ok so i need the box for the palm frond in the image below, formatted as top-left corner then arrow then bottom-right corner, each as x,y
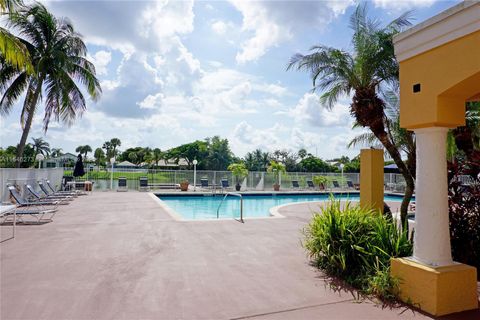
381,90 -> 400,120
319,82 -> 349,110
69,60 -> 101,100
0,71 -> 28,116
0,27 -> 31,71
386,10 -> 414,33
347,132 -> 378,148
288,46 -> 355,109
0,0 -> 23,13
43,69 -> 87,131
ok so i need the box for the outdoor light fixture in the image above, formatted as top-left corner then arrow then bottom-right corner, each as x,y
36,154 -> 45,169
110,157 -> 115,190
340,163 -> 345,188
193,159 -> 198,192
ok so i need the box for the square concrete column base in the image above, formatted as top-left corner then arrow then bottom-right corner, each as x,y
391,258 -> 478,316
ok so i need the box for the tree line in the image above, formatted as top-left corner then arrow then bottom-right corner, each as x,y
0,135 -> 361,173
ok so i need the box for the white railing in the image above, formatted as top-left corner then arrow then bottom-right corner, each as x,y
63,167 -> 369,191
0,168 -> 64,202
3,166 -> 473,197
217,192 -> 244,223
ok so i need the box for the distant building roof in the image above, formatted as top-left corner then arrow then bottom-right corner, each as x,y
157,158 -> 189,167
46,153 -> 77,162
116,160 -> 137,167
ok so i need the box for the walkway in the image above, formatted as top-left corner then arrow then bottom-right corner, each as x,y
1,192 -> 478,319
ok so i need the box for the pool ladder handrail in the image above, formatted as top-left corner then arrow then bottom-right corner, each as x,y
216,192 -> 244,223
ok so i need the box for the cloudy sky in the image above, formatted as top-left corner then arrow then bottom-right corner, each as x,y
0,0 -> 459,159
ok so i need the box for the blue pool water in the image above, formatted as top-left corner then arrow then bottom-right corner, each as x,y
158,193 -> 406,220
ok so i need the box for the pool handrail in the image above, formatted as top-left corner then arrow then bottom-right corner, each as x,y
216,192 -> 244,223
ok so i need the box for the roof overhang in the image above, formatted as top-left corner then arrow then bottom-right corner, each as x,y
393,1 -> 480,62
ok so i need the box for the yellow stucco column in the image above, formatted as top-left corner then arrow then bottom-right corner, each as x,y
391,2 -> 479,316
359,149 -> 384,213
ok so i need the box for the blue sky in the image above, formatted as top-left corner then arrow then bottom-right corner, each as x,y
0,0 -> 460,159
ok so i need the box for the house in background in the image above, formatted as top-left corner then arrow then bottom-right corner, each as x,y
44,153 -> 77,168
156,158 -> 189,170
138,158 -> 189,169
115,161 -> 137,169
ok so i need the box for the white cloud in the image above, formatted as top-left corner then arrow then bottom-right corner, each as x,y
211,20 -> 233,35
256,83 -> 288,97
263,98 -> 283,108
283,93 -> 351,128
229,121 -> 362,159
231,121 -> 286,153
138,0 -> 194,40
208,60 -> 223,68
205,3 -> 215,11
44,0 -> 203,120
88,50 -> 111,76
328,0 -> 357,15
372,0 -> 437,10
230,0 -> 354,63
290,128 -> 327,150
191,67 -> 288,115
231,0 -> 290,64
41,110 -> 189,152
137,93 -> 164,110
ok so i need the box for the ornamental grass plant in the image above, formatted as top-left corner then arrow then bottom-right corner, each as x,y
303,199 -> 412,300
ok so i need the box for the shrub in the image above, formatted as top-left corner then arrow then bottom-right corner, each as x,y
267,161 -> 286,185
303,199 -> 412,300
312,175 -> 328,188
227,163 -> 248,185
448,154 -> 480,278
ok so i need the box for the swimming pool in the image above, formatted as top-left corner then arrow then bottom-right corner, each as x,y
157,193 -> 406,220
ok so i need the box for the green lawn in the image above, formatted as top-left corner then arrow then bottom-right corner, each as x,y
64,170 -> 187,182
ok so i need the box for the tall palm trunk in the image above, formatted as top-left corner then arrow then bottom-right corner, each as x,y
15,76 -> 44,167
375,130 -> 415,227
353,90 -> 415,228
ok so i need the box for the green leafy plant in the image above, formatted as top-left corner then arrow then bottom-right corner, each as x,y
227,163 -> 248,186
267,160 -> 286,185
312,175 -> 328,189
179,179 -> 189,191
303,199 -> 412,300
367,265 -> 400,301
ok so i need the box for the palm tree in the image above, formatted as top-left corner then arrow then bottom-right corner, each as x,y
110,138 -> 121,157
75,145 -> 92,160
298,148 -> 307,160
128,152 -> 138,164
0,3 -> 101,167
50,147 -> 63,158
102,141 -> 112,160
94,147 -> 105,169
31,137 -> 50,158
0,0 -> 31,71
348,90 -> 416,185
244,152 -> 255,171
152,148 -> 163,167
252,149 -> 270,171
288,4 -> 415,224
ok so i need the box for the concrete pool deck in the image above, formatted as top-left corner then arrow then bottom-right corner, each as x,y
1,192 -> 478,319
